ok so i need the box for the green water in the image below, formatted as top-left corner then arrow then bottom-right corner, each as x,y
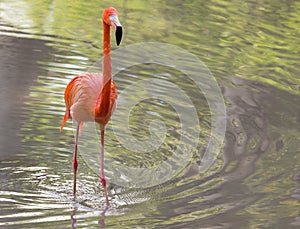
0,0 -> 300,228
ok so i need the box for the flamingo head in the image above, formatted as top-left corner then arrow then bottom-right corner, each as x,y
102,7 -> 123,46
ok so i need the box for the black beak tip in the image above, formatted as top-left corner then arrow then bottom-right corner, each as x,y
116,26 -> 123,46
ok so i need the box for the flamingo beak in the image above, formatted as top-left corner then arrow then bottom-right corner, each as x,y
109,15 -> 122,46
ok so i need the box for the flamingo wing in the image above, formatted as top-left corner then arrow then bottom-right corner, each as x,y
94,80 -> 118,126
60,73 -> 102,131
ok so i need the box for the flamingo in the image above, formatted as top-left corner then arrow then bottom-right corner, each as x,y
60,7 -> 122,206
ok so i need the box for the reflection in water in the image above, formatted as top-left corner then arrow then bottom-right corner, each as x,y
71,212 -> 76,229
0,0 -> 300,228
71,208 -> 106,229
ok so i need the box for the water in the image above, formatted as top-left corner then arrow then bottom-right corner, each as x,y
1,0 -> 300,228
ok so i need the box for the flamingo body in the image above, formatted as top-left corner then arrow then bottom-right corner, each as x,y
60,7 -> 122,206
60,73 -> 117,130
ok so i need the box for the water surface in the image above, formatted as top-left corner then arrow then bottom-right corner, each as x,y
0,0 -> 300,228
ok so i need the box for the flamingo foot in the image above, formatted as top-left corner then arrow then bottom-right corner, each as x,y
73,158 -> 78,195
100,176 -> 109,206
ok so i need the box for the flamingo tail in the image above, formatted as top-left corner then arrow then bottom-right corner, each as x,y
60,109 -> 71,132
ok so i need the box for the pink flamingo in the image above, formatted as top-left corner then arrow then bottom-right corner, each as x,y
60,7 -> 122,206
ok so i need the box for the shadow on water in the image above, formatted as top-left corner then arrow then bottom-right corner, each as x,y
0,35 -> 50,156
133,76 -> 299,228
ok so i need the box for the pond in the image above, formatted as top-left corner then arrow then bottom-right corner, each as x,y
0,0 -> 300,228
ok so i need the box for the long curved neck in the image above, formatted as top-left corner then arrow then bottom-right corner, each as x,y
95,21 -> 112,122
102,21 -> 111,87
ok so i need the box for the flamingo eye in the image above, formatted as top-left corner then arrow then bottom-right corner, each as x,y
109,15 -> 114,22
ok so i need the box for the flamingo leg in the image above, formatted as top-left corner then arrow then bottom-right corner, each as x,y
100,127 -> 109,205
73,122 -> 80,195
